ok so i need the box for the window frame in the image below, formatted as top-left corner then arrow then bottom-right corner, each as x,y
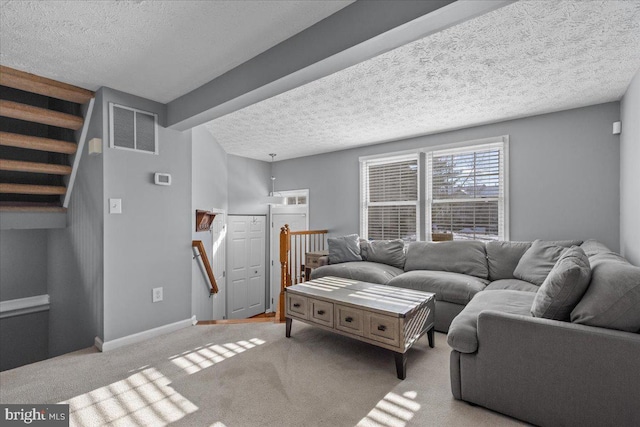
423,136 -> 509,241
359,151 -> 421,242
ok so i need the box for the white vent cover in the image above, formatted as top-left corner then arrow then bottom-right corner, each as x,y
109,103 -> 158,154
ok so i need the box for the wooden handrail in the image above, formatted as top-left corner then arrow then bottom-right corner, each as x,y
192,240 -> 219,295
277,224 -> 328,321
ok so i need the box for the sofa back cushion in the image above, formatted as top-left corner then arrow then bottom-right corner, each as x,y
486,241 -> 532,281
328,234 -> 362,264
513,240 -> 583,285
531,246 -> 591,320
404,240 -> 488,279
571,251 -> 640,333
362,239 -> 406,269
580,239 -> 611,257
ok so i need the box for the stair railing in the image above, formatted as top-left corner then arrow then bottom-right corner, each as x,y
277,224 -> 328,321
192,240 -> 219,295
63,97 -> 95,208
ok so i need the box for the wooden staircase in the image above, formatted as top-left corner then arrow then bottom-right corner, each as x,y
0,66 -> 94,213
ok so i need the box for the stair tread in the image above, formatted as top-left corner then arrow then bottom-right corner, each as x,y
0,132 -> 77,154
0,100 -> 84,130
0,183 -> 67,195
0,159 -> 72,175
0,65 -> 94,104
0,202 -> 66,213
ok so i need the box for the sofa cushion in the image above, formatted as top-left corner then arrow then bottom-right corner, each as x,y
514,240 -> 571,286
485,241 -> 532,281
447,290 -> 535,353
404,241 -> 488,279
328,234 -> 362,264
364,239 -> 406,270
531,246 -> 591,320
571,251 -> 640,332
387,270 -> 488,305
309,261 -> 403,285
580,239 -> 611,257
485,279 -> 539,293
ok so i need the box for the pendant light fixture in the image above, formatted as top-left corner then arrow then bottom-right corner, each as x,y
262,153 -> 286,205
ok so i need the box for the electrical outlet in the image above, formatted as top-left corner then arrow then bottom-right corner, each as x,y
152,287 -> 163,303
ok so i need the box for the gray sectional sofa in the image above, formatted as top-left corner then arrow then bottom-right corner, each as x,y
310,237 -> 640,427
311,238 -> 581,332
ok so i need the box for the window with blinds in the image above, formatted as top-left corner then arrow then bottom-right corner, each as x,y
360,155 -> 418,241
426,141 -> 507,241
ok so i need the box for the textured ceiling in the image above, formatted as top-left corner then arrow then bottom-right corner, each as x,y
207,0 -> 640,162
0,0 -> 353,103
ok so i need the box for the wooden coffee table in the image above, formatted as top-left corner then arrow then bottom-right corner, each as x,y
285,276 -> 435,379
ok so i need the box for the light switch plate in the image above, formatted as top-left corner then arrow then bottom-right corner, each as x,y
109,198 -> 122,214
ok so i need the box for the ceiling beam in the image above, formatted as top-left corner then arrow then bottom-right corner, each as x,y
167,0 -> 514,131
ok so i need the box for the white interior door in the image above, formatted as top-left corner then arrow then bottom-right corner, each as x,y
228,215 -> 266,319
270,212 -> 307,311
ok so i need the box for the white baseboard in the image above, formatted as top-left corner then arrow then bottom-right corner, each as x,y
94,315 -> 197,352
0,294 -> 50,319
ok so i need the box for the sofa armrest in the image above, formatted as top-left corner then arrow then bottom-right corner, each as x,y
462,310 -> 640,426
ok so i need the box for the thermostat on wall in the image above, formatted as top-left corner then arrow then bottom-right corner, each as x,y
154,173 -> 172,186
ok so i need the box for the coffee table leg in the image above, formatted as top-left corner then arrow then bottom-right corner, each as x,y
286,317 -> 292,338
394,352 -> 407,380
427,327 -> 434,348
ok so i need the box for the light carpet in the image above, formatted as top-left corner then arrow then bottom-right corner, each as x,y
0,322 -> 528,426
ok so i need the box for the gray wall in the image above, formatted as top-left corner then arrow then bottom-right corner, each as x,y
0,229 -> 48,300
620,69 -> 640,266
274,102 -> 621,250
0,313 -> 48,371
102,88 -> 192,342
227,155 -> 271,216
191,126 -> 228,320
0,229 -> 49,370
47,88 -> 105,357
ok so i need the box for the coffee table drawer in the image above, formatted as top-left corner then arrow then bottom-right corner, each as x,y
335,304 -> 364,336
287,293 -> 308,319
309,298 -> 334,328
365,312 -> 400,347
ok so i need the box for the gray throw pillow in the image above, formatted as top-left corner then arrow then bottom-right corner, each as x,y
365,239 -> 406,270
571,251 -> 640,332
513,240 -> 568,286
531,246 -> 591,320
328,234 -> 362,264
359,238 -> 370,261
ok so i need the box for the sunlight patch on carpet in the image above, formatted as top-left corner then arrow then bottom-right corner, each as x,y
169,338 -> 266,375
357,390 -> 421,427
59,367 -> 198,426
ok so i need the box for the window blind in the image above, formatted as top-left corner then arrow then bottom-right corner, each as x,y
427,142 -> 506,241
361,156 -> 418,241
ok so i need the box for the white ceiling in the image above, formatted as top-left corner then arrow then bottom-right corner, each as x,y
206,0 -> 640,161
0,0 -> 353,103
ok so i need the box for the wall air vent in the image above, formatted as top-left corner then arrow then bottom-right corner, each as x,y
109,103 -> 158,154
